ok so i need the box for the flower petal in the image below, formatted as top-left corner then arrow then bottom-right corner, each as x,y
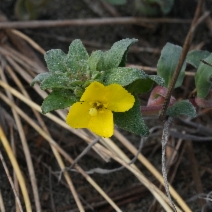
66,102 -> 91,128
106,84 -> 135,112
80,81 -> 108,104
88,109 -> 113,137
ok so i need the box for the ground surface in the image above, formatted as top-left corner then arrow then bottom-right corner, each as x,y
0,0 -> 212,212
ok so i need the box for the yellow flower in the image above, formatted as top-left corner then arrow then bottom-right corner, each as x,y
66,81 -> 135,137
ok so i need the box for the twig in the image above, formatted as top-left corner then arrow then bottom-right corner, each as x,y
93,142 -> 177,212
69,137 -> 100,169
0,79 -> 185,211
0,75 -> 109,162
177,117 -> 212,136
0,17 -> 192,29
161,117 -> 177,212
169,130 -> 212,141
3,64 -> 85,212
127,64 -> 196,76
0,92 -> 122,212
66,137 -> 145,175
114,130 -> 192,212
0,89 -> 179,211
159,0 -> 206,121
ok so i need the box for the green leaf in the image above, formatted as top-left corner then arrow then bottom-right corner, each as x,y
149,75 -> 165,87
88,50 -> 104,71
157,42 -> 186,88
68,39 -> 89,60
126,78 -> 153,94
31,72 -> 50,86
104,67 -> 147,86
114,97 -> 149,136
126,74 -> 165,95
103,0 -> 126,5
195,54 -> 212,98
44,49 -> 67,73
40,73 -> 72,90
186,50 -> 210,68
99,38 -> 138,70
65,39 -> 89,74
135,0 -> 174,16
41,89 -> 79,114
149,0 -> 174,14
166,100 -> 196,118
135,0 -> 159,16
40,74 -> 84,90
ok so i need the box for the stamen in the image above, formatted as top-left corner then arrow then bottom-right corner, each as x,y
89,108 -> 98,116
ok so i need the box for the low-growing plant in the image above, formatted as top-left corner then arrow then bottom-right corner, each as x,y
32,38 -> 212,210
32,38 -> 212,137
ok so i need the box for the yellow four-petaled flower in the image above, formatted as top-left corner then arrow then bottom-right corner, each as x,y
66,81 -> 135,137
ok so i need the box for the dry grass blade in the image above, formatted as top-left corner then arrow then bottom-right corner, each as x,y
0,46 -> 44,74
0,92 -> 122,212
50,144 -> 85,212
1,73 -> 182,210
0,189 -> 6,212
2,64 -> 85,212
0,73 -> 109,161
114,130 -> 192,212
0,75 -> 182,211
3,63 -> 84,211
0,66 -> 42,212
0,126 -> 32,212
10,125 -> 20,212
0,149 -> 22,212
91,142 -> 182,212
0,51 -> 109,163
94,137 -> 180,210
10,29 -> 45,54
3,66 -> 85,212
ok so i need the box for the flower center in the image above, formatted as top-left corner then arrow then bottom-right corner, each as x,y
89,102 -> 106,116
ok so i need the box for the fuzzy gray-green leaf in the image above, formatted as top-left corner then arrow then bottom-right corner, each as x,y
40,73 -> 78,90
100,38 -> 138,70
65,39 -> 89,74
126,78 -> 153,94
41,89 -> 79,114
149,75 -> 165,87
166,100 -> 196,118
104,67 -> 147,86
68,39 -> 89,60
31,72 -> 50,87
88,50 -> 104,71
114,97 -> 149,136
44,49 -> 67,73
